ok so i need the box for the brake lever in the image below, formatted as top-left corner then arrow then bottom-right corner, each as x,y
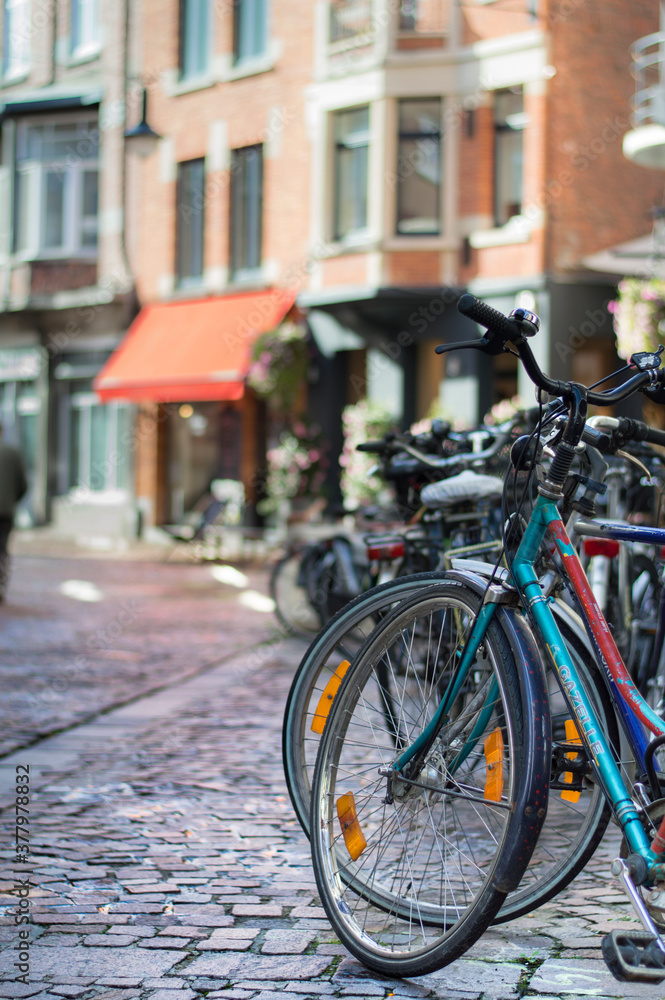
435,335 -> 507,357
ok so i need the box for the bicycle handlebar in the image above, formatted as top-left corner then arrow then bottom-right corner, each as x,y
439,294 -> 664,407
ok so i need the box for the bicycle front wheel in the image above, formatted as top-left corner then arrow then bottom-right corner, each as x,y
283,571 -> 448,836
310,583 -> 536,977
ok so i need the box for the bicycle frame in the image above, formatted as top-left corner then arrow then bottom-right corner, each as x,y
392,490 -> 665,877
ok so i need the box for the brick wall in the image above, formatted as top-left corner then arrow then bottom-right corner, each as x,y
136,0 -> 313,304
546,0 -> 663,272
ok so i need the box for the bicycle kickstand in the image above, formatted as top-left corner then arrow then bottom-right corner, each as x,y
602,857 -> 665,983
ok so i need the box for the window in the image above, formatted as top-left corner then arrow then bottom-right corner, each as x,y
399,0 -> 448,33
176,159 -> 205,286
14,118 -> 99,258
67,389 -> 132,493
494,87 -> 527,227
3,0 -> 30,79
396,99 -> 441,235
230,145 -> 262,277
233,0 -> 267,64
333,106 -> 369,240
180,0 -> 210,79
71,0 -> 100,58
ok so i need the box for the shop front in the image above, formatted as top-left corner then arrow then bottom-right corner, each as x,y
94,290 -> 294,533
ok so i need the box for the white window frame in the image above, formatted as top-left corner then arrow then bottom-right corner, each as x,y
70,0 -> 101,59
3,0 -> 30,80
14,115 -> 99,260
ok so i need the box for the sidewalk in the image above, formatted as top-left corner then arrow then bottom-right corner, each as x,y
0,552 -> 663,999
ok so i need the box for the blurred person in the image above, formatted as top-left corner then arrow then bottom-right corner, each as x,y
0,424 -> 27,601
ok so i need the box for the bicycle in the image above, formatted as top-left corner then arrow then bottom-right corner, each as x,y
271,420 -> 515,637
308,294 -> 665,981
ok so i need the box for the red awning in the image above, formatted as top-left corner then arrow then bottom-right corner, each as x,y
94,289 -> 295,403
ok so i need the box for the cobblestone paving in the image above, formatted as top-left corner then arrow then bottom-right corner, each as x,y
1,553 -> 665,999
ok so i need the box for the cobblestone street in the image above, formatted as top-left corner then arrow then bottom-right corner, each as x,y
1,549 -> 665,999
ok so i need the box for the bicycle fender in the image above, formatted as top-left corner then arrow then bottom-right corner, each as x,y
447,569 -> 552,893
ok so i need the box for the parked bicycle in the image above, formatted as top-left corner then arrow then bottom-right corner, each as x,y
271,416 -> 522,637
308,294 -> 665,982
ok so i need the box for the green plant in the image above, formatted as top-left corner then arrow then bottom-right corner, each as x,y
259,423 -> 328,515
339,399 -> 394,509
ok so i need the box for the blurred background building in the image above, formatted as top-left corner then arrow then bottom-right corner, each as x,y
0,0 -> 662,539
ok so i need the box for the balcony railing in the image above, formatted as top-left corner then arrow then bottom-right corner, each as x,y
631,30 -> 665,127
329,0 -> 373,44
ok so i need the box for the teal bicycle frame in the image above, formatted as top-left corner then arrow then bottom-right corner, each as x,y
392,489 -> 665,880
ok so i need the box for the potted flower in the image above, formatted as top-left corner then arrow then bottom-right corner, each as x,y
259,422 -> 328,518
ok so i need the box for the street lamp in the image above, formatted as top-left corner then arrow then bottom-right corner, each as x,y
124,87 -> 161,158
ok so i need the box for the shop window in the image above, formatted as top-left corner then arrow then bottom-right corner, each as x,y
180,0 -> 210,79
71,0 -> 100,59
333,106 -> 370,240
67,390 -> 132,493
14,117 -> 99,258
176,158 -> 205,286
494,87 -> 527,227
230,145 -> 262,278
396,98 -> 441,235
233,0 -> 268,64
3,0 -> 30,80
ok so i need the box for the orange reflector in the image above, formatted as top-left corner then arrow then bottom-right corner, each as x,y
484,728 -> 504,802
582,538 -> 620,559
366,541 -> 405,561
310,660 -> 351,734
337,792 -> 367,861
561,719 -> 583,803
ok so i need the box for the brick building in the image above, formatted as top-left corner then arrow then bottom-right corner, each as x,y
1,0 -> 663,536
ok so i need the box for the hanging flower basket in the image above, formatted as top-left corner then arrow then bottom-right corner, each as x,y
609,278 -> 665,359
246,320 -> 309,415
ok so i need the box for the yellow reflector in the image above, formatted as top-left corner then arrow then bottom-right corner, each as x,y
337,792 -> 367,861
561,719 -> 582,803
310,660 -> 351,734
484,727 -> 504,802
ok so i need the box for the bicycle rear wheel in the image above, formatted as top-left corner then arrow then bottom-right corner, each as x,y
310,583 -> 540,977
270,549 -> 321,638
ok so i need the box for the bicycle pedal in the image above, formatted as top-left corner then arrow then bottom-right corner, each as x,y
602,929 -> 665,983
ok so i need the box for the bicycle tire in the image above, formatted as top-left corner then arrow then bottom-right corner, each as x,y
285,573 -> 617,923
309,582 -> 539,977
495,604 -> 617,921
270,549 -> 322,638
282,571 -> 448,834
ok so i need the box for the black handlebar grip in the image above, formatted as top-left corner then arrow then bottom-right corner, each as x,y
641,422 -> 665,448
618,418 -> 665,448
356,441 -> 386,453
457,293 -> 519,339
